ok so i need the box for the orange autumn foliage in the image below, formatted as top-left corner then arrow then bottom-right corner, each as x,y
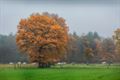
113,28 -> 120,54
16,13 -> 68,65
51,25 -> 62,30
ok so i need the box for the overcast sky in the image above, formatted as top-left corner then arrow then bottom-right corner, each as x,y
0,0 -> 120,37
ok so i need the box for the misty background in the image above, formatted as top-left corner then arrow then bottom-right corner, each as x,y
0,0 -> 120,63
0,0 -> 120,37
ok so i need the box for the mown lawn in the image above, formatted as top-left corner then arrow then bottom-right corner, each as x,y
0,65 -> 120,80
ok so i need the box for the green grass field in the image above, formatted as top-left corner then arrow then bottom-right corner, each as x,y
0,64 -> 120,80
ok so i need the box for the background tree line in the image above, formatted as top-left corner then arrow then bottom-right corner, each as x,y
0,31 -> 119,64
66,32 -> 120,64
0,33 -> 28,63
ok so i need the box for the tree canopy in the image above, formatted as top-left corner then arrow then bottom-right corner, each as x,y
16,13 -> 68,67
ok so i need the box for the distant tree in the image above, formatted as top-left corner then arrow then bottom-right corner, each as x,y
94,32 -> 100,39
101,38 -> 115,64
93,38 -> 102,62
84,48 -> 94,64
81,35 -> 94,64
86,32 -> 95,49
113,28 -> 120,54
16,13 -> 68,68
66,33 -> 80,63
113,28 -> 120,62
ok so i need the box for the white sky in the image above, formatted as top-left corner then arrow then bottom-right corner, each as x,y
0,0 -> 120,37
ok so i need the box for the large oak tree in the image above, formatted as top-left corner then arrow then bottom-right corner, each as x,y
16,13 -> 68,67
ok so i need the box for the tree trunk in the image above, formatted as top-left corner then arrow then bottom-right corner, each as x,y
38,62 -> 51,68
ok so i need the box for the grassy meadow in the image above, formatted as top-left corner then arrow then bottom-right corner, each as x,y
0,64 -> 120,80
